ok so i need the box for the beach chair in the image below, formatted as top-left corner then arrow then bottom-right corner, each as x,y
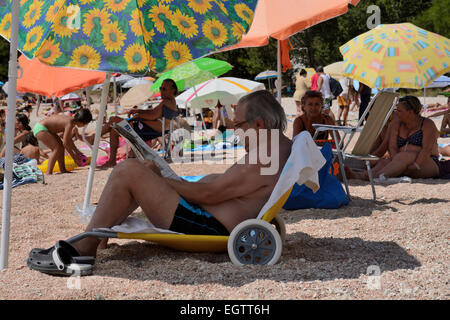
312,91 -> 399,201
159,105 -> 181,159
65,131 -> 325,266
122,105 -> 180,160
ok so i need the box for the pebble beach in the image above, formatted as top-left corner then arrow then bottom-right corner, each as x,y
0,96 -> 448,300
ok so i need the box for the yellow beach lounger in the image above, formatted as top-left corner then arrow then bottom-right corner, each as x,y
67,126 -> 325,266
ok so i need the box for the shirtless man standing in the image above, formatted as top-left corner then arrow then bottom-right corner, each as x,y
29,90 -> 292,263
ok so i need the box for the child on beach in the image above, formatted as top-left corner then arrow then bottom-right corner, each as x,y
20,132 -> 48,164
33,108 -> 92,174
0,113 -> 32,157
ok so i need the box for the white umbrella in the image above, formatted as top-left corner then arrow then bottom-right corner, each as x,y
113,74 -> 135,84
90,84 -> 104,91
120,83 -> 153,108
176,77 -> 265,109
426,75 -> 450,88
122,77 -> 153,88
324,61 -> 345,78
60,92 -> 81,101
423,75 -> 450,104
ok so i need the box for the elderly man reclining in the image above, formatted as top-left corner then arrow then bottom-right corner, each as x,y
27,90 -> 293,275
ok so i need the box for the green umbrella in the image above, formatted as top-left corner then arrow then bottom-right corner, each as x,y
151,57 -> 232,92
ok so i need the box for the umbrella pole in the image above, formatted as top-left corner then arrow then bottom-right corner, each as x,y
276,40 -> 282,104
113,76 -> 118,116
80,73 -> 111,215
0,0 -> 19,270
192,85 -> 207,131
199,110 -> 207,132
86,86 -> 90,107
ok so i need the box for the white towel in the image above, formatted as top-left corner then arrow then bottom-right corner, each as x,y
256,131 -> 326,219
96,217 -> 181,234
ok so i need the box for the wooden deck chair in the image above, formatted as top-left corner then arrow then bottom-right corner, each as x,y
312,91 -> 399,201
66,131 -> 326,266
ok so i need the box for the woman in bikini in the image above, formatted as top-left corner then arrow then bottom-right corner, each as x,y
293,90 -> 338,144
33,108 -> 92,174
347,95 -> 440,180
98,78 -> 180,168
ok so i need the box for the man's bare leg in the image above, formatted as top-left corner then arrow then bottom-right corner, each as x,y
98,117 -> 126,168
72,159 -> 180,256
99,129 -> 120,168
342,106 -> 349,126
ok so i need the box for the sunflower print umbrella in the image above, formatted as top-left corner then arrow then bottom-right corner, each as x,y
340,23 -> 450,89
0,0 -> 258,74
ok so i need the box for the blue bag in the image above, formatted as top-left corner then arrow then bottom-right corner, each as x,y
283,143 -> 349,210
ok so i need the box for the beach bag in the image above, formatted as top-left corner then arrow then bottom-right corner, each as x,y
283,143 -> 349,210
329,76 -> 343,99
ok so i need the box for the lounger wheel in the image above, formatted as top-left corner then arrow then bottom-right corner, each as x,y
270,215 -> 286,243
227,219 -> 282,266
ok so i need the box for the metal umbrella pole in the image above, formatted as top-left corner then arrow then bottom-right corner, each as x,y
192,85 -> 208,132
79,73 -> 111,216
1,0 -> 20,270
276,39 -> 282,104
113,75 -> 118,116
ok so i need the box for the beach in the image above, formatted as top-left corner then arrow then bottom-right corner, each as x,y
0,96 -> 449,300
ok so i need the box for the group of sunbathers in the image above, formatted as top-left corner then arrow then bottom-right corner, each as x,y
1,78 -> 448,276
291,89 -> 449,180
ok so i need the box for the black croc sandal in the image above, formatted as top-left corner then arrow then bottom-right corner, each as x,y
29,241 -> 95,265
27,241 -> 94,276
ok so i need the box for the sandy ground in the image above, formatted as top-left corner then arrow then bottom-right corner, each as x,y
0,96 -> 448,300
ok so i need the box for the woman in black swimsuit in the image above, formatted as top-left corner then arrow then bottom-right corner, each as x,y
293,90 -> 337,144
347,95 -> 440,180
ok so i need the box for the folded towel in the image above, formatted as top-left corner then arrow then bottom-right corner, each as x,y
97,217 -> 180,234
256,131 -> 325,219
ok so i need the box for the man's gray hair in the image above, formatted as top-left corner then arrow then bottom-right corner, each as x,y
238,90 -> 287,132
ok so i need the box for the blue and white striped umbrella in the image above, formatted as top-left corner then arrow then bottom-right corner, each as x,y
255,70 -> 278,80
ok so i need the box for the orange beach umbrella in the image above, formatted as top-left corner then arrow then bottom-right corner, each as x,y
227,0 -> 360,49
17,55 -> 106,97
223,0 -> 360,102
